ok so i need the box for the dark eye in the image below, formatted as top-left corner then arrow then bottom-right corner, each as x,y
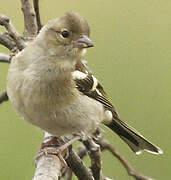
61,30 -> 70,38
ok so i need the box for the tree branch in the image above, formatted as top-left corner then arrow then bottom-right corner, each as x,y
20,0 -> 38,37
66,149 -> 95,180
33,155 -> 62,180
78,145 -> 88,159
60,168 -> 73,180
0,31 -> 16,50
33,133 -> 64,180
0,91 -> 8,104
83,137 -> 103,180
98,139 -> 153,180
0,53 -> 10,63
0,14 -> 25,50
33,0 -> 42,32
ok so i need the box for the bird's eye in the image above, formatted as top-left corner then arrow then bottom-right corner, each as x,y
61,30 -> 70,38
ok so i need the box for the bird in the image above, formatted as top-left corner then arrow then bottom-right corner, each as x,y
7,12 -> 163,155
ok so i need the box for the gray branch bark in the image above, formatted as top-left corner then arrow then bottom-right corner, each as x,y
0,31 -> 15,50
0,53 -> 10,63
32,133 -> 63,180
82,137 -> 103,180
0,14 -> 26,50
21,0 -> 38,37
66,149 -> 95,180
33,0 -> 42,32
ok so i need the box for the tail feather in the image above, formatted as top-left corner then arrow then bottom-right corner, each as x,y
106,118 -> 163,155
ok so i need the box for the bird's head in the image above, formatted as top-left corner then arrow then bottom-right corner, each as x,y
38,12 -> 94,60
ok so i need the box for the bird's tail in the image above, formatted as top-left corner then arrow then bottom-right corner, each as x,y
105,117 -> 163,155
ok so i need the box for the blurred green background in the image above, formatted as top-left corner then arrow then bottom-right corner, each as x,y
0,0 -> 170,179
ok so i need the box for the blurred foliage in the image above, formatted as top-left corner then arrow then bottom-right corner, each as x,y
0,0 -> 171,179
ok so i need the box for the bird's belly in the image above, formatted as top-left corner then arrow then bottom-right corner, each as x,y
7,67 -> 104,136
20,92 -> 103,136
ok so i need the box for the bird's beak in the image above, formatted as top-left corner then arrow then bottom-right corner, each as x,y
74,35 -> 94,49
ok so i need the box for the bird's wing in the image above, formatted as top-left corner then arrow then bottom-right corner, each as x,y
72,60 -> 163,155
72,60 -> 119,119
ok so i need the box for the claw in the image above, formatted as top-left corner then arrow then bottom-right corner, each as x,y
35,135 -> 81,169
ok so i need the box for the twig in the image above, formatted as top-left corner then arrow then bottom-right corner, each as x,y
0,53 -> 10,63
60,168 -> 73,180
33,0 -> 42,32
98,138 -> 153,180
0,91 -> 8,104
83,137 -> 103,180
0,14 -> 25,50
103,178 -> 114,180
65,169 -> 72,180
20,0 -> 38,37
0,31 -> 15,50
66,149 -> 94,180
78,145 -> 88,159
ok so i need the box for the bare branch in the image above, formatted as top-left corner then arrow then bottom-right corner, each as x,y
33,155 -> 62,180
103,178 -> 114,180
0,31 -> 15,50
33,133 -> 64,180
20,0 -> 38,37
60,168 -> 73,180
98,139 -> 153,180
78,145 -> 88,159
0,91 -> 8,104
33,133 -> 93,180
0,14 -> 25,50
83,137 -> 103,180
66,149 -> 94,180
33,0 -> 42,32
0,53 -> 10,63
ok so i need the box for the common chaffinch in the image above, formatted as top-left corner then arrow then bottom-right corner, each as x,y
7,12 -> 162,155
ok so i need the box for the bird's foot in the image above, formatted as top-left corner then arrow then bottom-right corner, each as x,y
35,136 -> 68,168
35,135 -> 81,168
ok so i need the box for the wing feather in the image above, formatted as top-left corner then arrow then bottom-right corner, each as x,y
72,60 -> 163,155
73,60 -> 119,117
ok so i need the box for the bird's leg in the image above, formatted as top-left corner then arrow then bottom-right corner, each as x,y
35,135 -> 81,168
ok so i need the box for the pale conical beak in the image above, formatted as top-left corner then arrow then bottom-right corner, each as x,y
74,35 -> 94,48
